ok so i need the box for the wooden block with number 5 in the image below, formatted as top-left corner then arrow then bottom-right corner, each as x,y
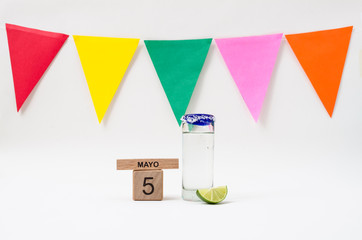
133,170 -> 163,201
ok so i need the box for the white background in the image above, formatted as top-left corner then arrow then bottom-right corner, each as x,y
1,0 -> 362,239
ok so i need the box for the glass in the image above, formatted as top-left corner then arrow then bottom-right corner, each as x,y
181,114 -> 215,201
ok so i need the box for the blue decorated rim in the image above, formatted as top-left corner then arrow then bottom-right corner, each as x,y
181,114 -> 215,126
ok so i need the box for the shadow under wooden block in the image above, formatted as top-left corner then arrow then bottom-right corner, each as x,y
133,170 -> 163,201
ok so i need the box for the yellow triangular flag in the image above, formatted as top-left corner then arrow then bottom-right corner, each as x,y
73,36 -> 139,123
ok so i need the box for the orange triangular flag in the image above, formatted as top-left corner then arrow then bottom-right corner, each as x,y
286,26 -> 353,117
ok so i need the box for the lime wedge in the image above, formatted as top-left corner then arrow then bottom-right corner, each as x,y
196,186 -> 228,204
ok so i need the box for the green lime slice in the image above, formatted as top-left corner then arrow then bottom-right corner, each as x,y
196,186 -> 228,204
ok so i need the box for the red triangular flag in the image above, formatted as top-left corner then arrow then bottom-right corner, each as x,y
6,23 -> 69,111
286,26 -> 352,117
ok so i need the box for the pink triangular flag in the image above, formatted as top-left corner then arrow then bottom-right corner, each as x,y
215,33 -> 283,121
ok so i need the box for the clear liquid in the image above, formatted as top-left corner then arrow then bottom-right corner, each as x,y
182,132 -> 214,201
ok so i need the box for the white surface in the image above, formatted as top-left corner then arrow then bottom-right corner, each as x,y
1,0 -> 362,239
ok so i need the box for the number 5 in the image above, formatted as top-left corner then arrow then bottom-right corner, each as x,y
143,177 -> 154,195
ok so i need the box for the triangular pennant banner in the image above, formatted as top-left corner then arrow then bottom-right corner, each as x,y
286,26 -> 353,117
6,23 -> 69,111
73,36 -> 139,123
215,34 -> 283,122
144,39 -> 212,125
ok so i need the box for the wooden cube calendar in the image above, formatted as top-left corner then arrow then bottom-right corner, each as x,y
133,170 -> 163,201
117,158 -> 178,201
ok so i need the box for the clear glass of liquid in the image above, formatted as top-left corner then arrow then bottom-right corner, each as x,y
181,114 -> 215,201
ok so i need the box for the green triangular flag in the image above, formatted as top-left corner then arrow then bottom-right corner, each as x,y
144,39 -> 212,125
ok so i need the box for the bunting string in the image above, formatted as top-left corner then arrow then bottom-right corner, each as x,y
1,23 -> 360,124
